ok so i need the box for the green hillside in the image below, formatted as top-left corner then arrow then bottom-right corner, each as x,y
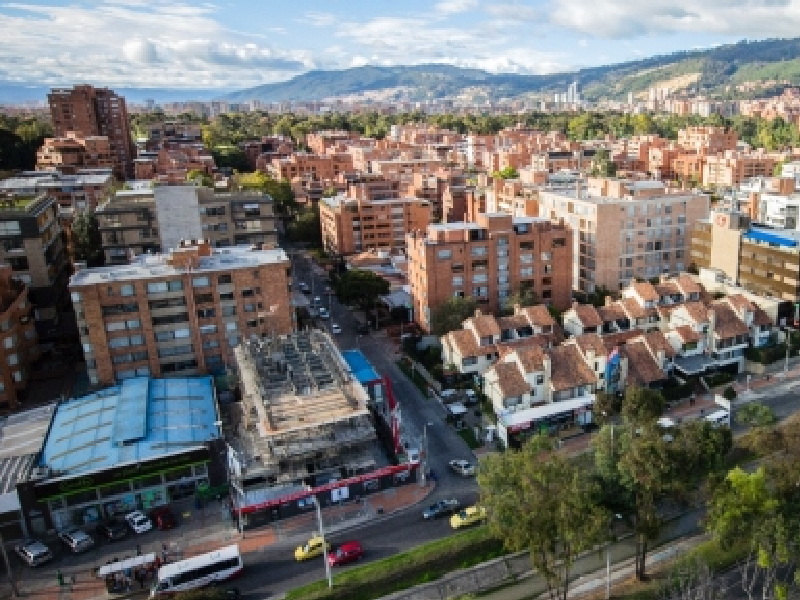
223,38 -> 800,104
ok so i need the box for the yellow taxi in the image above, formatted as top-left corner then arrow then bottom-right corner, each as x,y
449,505 -> 487,529
294,535 -> 330,561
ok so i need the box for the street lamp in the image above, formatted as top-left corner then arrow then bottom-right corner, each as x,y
606,513 -> 623,600
312,496 -> 333,589
420,422 -> 433,487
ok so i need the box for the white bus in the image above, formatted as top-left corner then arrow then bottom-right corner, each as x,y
151,545 -> 242,596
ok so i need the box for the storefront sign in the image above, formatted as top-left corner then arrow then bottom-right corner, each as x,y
240,463 -> 417,515
35,448 -> 210,500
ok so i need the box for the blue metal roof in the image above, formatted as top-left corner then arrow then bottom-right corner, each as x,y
744,228 -> 799,248
41,377 -> 218,476
341,349 -> 381,384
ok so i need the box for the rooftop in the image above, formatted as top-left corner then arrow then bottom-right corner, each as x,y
40,377 -> 218,478
0,172 -> 112,190
0,404 -> 56,494
70,245 -> 289,287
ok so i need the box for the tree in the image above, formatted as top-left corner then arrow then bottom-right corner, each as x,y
71,209 -> 104,267
621,386 -> 665,426
722,386 -> 737,402
499,288 -> 538,316
186,169 -> 213,187
332,270 -> 390,319
736,402 -> 776,428
286,207 -> 321,246
591,148 -> 617,178
479,435 -> 608,600
429,297 -> 477,336
492,166 -> 519,180
594,390 -> 622,420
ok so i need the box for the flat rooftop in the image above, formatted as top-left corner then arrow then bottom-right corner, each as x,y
70,245 -> 289,287
322,195 -> 428,209
539,187 -> 699,204
40,377 -> 218,478
0,173 -> 112,190
0,404 -> 56,494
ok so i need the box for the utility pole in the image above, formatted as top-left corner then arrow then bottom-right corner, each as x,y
0,533 -> 18,597
314,496 -> 333,589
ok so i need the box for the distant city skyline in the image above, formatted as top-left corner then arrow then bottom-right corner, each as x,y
0,0 -> 797,94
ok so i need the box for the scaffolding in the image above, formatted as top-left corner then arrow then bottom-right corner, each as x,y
232,330 -> 377,488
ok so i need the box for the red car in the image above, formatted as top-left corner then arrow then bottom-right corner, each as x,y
327,541 -> 364,566
149,506 -> 177,530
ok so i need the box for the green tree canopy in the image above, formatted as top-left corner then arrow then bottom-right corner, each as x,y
332,269 -> 391,315
71,209 -> 104,267
491,166 -> 519,180
186,169 -> 213,187
621,386 -> 665,426
429,296 -> 477,336
479,435 -> 608,600
286,207 -> 321,246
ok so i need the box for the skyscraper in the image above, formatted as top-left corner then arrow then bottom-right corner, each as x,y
48,85 -> 134,180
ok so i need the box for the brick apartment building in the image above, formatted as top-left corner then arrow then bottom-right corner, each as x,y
539,178 -> 709,293
0,170 -> 113,213
702,151 -> 778,188
320,194 -> 431,256
69,241 -> 294,387
265,153 -> 354,182
96,186 -> 277,265
0,265 -> 38,410
406,212 -> 573,331
48,85 -> 134,180
677,126 -> 738,156
0,194 -> 68,326
36,133 -> 113,175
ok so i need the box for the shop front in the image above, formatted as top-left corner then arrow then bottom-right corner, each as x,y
498,396 -> 595,448
23,448 -> 211,532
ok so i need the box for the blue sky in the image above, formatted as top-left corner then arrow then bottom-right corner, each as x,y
0,0 -> 796,92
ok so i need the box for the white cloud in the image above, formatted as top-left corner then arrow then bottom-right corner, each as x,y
434,0 -> 478,15
550,0 -> 800,39
0,1 -> 313,89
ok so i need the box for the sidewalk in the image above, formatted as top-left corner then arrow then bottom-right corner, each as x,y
9,484 -> 434,600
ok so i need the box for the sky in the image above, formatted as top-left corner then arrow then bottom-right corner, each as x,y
1,0 -> 799,94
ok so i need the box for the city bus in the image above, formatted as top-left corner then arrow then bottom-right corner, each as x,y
151,545 -> 242,596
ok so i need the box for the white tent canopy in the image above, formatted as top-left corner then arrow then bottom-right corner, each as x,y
97,553 -> 156,577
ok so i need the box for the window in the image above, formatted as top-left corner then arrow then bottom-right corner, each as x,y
225,322 -> 237,331
471,246 -> 487,257
462,357 -> 477,367
244,303 -> 255,312
126,320 -> 141,330
174,328 -> 191,338
197,308 -> 216,319
203,338 -> 220,348
7,354 -> 18,366
520,267 -> 533,277
437,249 -> 452,260
168,280 -> 183,292
541,252 -> 552,261
222,306 -> 236,317
147,282 -> 168,294
192,276 -> 210,288
246,319 -> 258,328
199,324 -> 217,334
109,337 -> 130,348
151,313 -> 189,326
218,274 -> 232,285
219,292 -> 234,302
106,321 -> 125,332
194,293 -> 213,304
241,289 -> 254,298
452,276 -> 463,286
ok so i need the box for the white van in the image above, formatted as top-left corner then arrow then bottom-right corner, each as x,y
704,410 -> 730,427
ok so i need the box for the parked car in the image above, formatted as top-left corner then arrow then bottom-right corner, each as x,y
14,539 -> 52,566
294,535 -> 330,561
124,510 -> 153,534
422,499 -> 460,520
331,324 -> 342,334
149,506 -> 177,530
299,283 -> 310,294
96,519 -> 128,542
313,296 -> 322,306
449,459 -> 476,477
450,506 -> 487,529
58,528 -> 95,553
318,307 -> 330,319
327,541 -> 364,566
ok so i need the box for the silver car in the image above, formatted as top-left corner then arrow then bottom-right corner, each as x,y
59,528 -> 95,553
14,539 -> 52,566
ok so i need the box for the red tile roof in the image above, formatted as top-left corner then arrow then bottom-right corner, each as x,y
623,341 -> 667,386
519,304 -> 556,328
571,303 -> 602,328
632,281 -> 659,302
548,345 -> 597,392
491,362 -> 530,399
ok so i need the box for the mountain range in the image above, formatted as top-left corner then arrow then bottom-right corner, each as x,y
224,37 -> 800,105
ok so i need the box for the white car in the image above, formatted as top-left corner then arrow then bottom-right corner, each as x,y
318,307 -> 330,320
449,459 -> 476,477
124,510 -> 153,534
331,324 -> 342,334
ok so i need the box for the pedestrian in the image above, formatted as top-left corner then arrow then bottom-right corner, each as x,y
136,544 -> 141,556
71,573 -> 76,585
57,569 -> 63,586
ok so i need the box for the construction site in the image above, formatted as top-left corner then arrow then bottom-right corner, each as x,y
228,330 -> 383,527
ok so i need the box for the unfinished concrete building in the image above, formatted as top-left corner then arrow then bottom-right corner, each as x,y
229,330 -> 379,527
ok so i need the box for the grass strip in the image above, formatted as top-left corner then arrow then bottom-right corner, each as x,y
285,527 -> 503,600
